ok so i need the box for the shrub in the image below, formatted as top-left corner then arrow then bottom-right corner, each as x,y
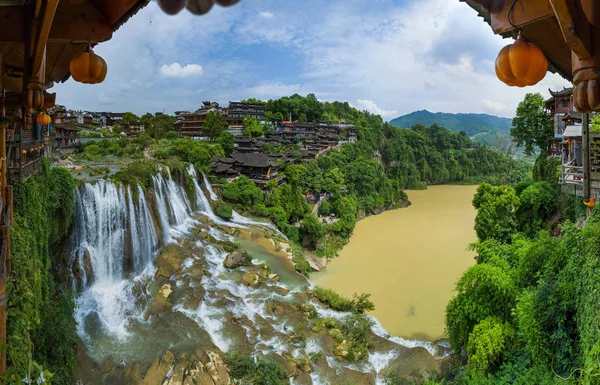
214,200 -> 233,220
467,317 -> 515,373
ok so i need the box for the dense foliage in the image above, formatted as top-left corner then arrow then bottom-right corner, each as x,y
389,110 -> 512,137
6,161 -> 78,384
511,93 -> 553,156
440,155 -> 600,385
225,352 -> 288,385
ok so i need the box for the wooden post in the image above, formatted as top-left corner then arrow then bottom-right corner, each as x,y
583,113 -> 591,202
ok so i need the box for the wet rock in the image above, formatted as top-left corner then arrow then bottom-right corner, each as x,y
224,250 -> 250,269
82,249 -> 94,285
206,351 -> 230,385
101,356 -> 116,374
146,284 -> 173,319
124,363 -> 143,384
382,346 -> 440,383
295,373 -> 313,385
142,350 -> 175,385
284,356 -> 299,377
268,300 -> 297,316
164,353 -> 189,385
305,253 -> 327,272
268,273 -> 280,282
187,360 -> 214,385
155,246 -> 188,279
252,264 -> 270,280
242,272 -> 260,288
273,286 -> 290,296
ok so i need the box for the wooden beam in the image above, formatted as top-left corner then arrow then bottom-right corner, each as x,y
31,0 -> 60,87
549,0 -> 593,59
49,3 -> 113,43
0,3 -> 113,44
489,0 -> 556,34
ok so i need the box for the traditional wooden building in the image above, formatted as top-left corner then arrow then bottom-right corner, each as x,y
175,101 -> 222,137
52,123 -> 81,153
464,0 -> 600,204
119,121 -> 145,136
212,152 -> 281,185
225,102 -> 266,134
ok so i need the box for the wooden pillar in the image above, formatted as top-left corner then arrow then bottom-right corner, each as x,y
0,51 -> 5,377
583,113 -> 591,201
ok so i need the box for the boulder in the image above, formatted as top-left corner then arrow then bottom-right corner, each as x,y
146,284 -> 173,319
142,350 -> 175,385
163,353 -> 189,385
242,273 -> 260,288
268,273 -> 280,282
224,251 -> 250,269
273,286 -> 290,296
205,351 -> 230,385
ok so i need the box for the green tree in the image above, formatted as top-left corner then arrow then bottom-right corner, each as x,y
510,93 -> 553,156
121,112 -> 140,123
298,113 -> 308,123
216,131 -> 235,156
472,183 -> 519,243
467,317 -> 515,373
203,111 -> 228,140
242,117 -> 264,138
446,264 -> 516,353
222,176 -> 264,206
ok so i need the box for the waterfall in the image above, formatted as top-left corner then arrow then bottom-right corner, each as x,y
187,165 -> 215,215
70,180 -> 160,285
202,171 -> 218,201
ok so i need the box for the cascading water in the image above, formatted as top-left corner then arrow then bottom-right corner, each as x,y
69,164 -> 446,384
202,171 -> 218,201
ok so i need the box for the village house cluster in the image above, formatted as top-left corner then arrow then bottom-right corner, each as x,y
42,101 -> 357,187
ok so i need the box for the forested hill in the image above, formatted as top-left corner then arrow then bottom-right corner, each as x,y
389,110 -> 512,136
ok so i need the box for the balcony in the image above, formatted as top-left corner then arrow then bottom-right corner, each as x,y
8,157 -> 43,184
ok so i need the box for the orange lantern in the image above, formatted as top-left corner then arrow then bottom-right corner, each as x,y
69,46 -> 108,84
21,150 -> 26,154
495,35 -> 548,87
37,111 -> 51,125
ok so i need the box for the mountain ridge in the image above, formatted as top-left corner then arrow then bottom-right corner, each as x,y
389,110 -> 513,137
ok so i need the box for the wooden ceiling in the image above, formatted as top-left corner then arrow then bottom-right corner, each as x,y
462,0 -> 574,81
0,0 -> 149,92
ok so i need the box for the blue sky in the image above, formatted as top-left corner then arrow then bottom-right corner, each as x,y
53,0 -> 571,119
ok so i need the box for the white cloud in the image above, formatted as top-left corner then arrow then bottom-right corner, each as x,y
355,99 -> 398,119
159,63 -> 204,78
480,99 -> 508,115
259,11 -> 275,19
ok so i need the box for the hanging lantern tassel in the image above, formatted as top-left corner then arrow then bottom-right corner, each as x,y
495,35 -> 548,87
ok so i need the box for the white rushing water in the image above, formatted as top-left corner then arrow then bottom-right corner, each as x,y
70,164 -> 446,383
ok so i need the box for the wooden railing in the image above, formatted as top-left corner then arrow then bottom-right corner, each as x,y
561,159 -> 584,185
8,157 -> 43,183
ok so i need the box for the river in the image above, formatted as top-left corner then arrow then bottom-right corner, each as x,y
314,185 -> 478,341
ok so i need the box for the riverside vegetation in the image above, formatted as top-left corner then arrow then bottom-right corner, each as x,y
424,96 -> 600,385
6,94 -> 530,384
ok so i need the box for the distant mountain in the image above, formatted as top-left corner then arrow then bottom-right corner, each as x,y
389,110 -> 513,137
